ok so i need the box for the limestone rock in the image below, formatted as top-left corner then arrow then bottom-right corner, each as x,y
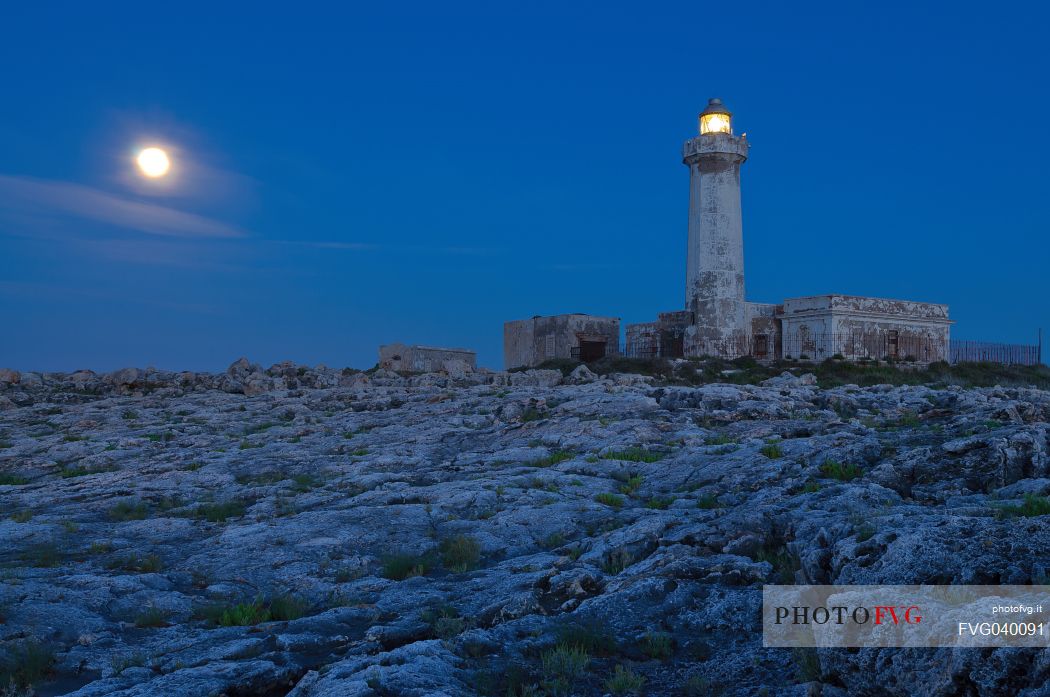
566,364 -> 598,384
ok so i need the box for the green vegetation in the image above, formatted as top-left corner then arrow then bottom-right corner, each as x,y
134,607 -> 171,628
606,664 -> 646,695
108,553 -> 163,573
440,534 -> 481,572
754,542 -> 800,584
195,594 -> 310,626
645,496 -> 673,510
381,551 -> 433,580
59,463 -> 116,478
537,356 -> 1050,390
801,481 -> 821,494
616,474 -> 644,496
191,499 -> 248,522
640,631 -> 673,660
602,447 -> 663,463
997,494 -> 1050,518
10,510 -> 33,523
792,647 -> 821,682
421,605 -> 467,639
855,523 -> 876,542
594,493 -> 625,509
696,494 -> 721,510
0,640 -> 56,692
0,473 -> 29,486
704,434 -> 736,446
243,421 -> 277,435
759,443 -> 783,459
110,652 -> 147,675
556,620 -> 617,656
19,543 -> 62,568
109,500 -> 150,521
146,432 -> 175,443
820,459 -> 863,482
530,450 -> 574,468
601,550 -> 634,575
541,643 -> 590,696
121,409 -> 139,420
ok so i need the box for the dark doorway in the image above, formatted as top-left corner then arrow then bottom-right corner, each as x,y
887,330 -> 900,358
578,340 -> 607,362
661,331 -> 684,358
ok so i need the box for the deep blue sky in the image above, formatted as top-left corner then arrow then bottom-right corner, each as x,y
2,1 -> 1047,371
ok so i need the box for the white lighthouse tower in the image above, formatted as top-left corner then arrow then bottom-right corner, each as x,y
683,98 -> 750,356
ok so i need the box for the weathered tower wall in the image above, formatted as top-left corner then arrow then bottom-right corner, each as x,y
683,132 -> 749,356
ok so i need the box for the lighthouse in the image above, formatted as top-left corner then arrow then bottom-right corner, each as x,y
683,98 -> 749,355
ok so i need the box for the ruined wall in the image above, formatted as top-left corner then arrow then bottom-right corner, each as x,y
746,302 -> 782,360
625,311 -> 692,358
378,344 -> 476,373
504,314 -> 620,369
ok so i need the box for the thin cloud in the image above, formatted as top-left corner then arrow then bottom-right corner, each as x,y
270,239 -> 501,256
0,174 -> 245,239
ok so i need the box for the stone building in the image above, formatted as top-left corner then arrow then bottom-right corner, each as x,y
625,98 -> 952,362
778,295 -> 952,362
504,314 -> 620,369
378,344 -> 476,373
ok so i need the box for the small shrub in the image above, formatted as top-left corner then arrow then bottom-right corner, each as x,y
543,532 -> 566,549
440,534 -> 481,572
998,494 -> 1050,518
696,494 -> 721,510
109,500 -> 150,521
193,499 -> 247,522
801,481 -> 821,494
109,553 -> 163,573
0,640 -> 56,690
683,674 -> 721,696
645,496 -> 673,510
704,434 -> 736,446
121,409 -> 139,420
197,597 -> 270,626
855,523 -> 876,542
556,620 -> 617,656
541,643 -> 589,696
617,475 -> 644,497
754,542 -> 799,584
601,550 -> 634,575
269,594 -> 310,621
10,510 -> 33,523
110,652 -> 147,675
792,647 -> 821,682
0,473 -> 29,486
602,447 -> 662,463
640,631 -> 673,660
760,444 -> 783,459
421,605 -> 466,639
19,543 -> 61,568
606,664 -> 646,695
381,552 -> 431,580
134,607 -> 171,628
819,459 -> 862,482
88,540 -> 113,554
531,450 -> 573,468
595,493 -> 625,509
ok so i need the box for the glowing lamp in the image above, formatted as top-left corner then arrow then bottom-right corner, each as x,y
699,98 -> 732,135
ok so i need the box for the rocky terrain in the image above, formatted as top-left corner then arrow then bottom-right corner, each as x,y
1,359 -> 1049,696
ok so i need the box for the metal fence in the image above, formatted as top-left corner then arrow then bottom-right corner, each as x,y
949,340 -> 1042,365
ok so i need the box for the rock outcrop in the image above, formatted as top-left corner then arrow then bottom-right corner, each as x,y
1,362 -> 1048,695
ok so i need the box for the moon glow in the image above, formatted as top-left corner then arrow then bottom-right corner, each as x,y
136,147 -> 171,178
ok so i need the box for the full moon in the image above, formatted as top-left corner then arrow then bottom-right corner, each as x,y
136,147 -> 171,178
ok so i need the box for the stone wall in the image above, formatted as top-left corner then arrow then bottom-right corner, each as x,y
503,314 -> 620,369
378,344 -> 476,373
